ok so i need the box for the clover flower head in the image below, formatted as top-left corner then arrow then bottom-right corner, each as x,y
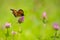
4,22 -> 11,28
42,12 -> 47,18
11,31 -> 17,35
18,16 -> 24,23
53,23 -> 60,30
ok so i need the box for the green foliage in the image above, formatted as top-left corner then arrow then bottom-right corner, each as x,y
0,0 -> 60,40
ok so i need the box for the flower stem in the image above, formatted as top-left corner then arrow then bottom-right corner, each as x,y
54,30 -> 57,40
6,28 -> 9,40
12,35 -> 15,40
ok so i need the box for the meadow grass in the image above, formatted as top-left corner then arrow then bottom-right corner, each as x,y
0,0 -> 60,40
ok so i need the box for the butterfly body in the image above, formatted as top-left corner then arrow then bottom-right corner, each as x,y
10,9 -> 24,17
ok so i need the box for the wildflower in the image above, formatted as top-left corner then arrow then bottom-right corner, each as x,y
18,16 -> 24,23
42,12 -> 47,24
11,31 -> 17,35
53,23 -> 60,30
11,31 -> 17,40
42,12 -> 47,18
4,22 -> 11,28
51,23 -> 60,40
4,22 -> 11,40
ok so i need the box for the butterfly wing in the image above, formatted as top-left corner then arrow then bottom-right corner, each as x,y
17,9 -> 24,16
10,9 -> 18,17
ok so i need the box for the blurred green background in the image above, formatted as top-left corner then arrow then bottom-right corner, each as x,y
0,0 -> 60,40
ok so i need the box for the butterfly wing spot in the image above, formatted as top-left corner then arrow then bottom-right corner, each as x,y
21,13 -> 24,16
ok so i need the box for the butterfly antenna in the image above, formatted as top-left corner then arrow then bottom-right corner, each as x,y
10,9 -> 14,11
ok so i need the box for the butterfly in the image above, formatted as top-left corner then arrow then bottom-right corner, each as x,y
10,9 -> 24,17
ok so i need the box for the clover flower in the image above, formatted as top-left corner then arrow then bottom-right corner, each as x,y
18,16 -> 24,23
4,22 -> 11,28
11,31 -> 17,35
53,23 -> 60,30
42,12 -> 47,24
42,12 -> 47,18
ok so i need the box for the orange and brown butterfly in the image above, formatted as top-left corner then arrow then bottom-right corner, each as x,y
10,9 -> 24,17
